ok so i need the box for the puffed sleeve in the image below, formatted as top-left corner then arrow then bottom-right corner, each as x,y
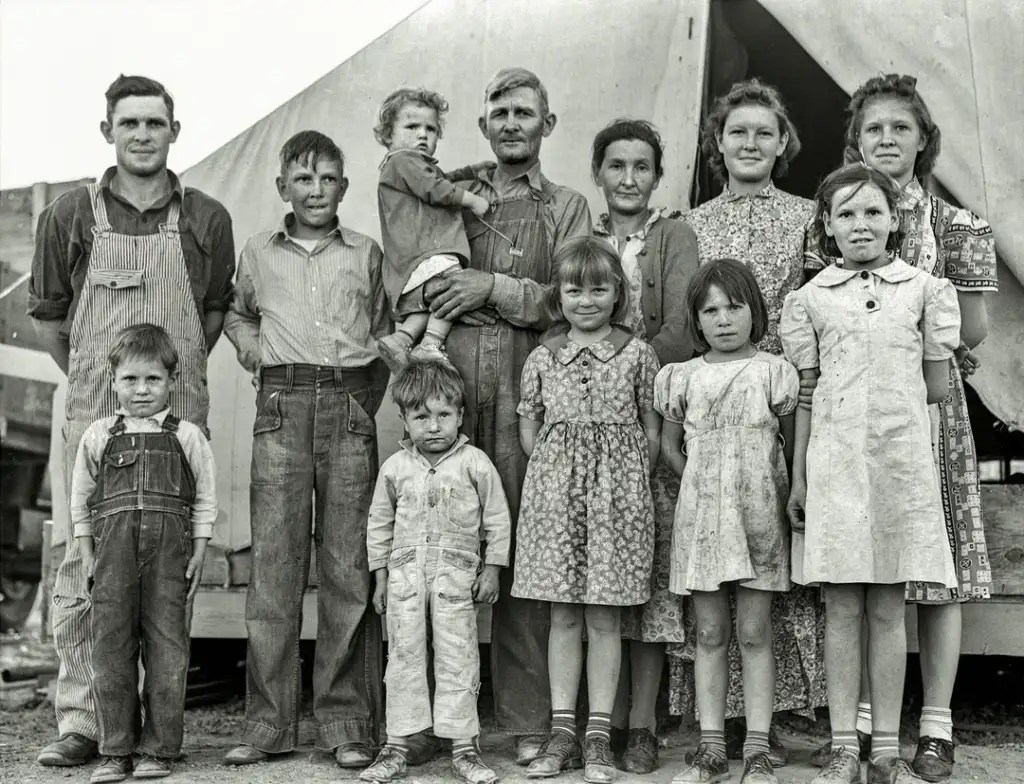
768,357 -> 800,417
922,277 -> 961,361
516,348 -> 546,420
780,291 -> 819,370
653,363 -> 688,424
941,207 -> 998,292
634,341 -> 661,413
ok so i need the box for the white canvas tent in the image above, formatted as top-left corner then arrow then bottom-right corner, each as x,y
159,0 -> 1023,646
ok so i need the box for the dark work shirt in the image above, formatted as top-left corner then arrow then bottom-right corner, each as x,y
28,166 -> 235,337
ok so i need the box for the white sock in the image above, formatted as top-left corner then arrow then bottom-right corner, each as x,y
856,702 -> 873,735
919,706 -> 953,743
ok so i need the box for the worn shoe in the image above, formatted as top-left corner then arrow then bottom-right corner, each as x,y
515,734 -> 547,766
740,752 -> 778,784
452,751 -> 499,784
409,342 -> 453,367
405,732 -> 443,765
810,731 -> 871,767
671,743 -> 729,783
719,724 -> 788,767
622,727 -> 659,774
912,736 -> 954,782
134,755 -> 173,779
36,732 -> 99,767
223,744 -> 269,766
89,755 -> 133,784
526,732 -> 583,778
337,741 -> 376,769
810,747 -> 860,784
359,747 -> 408,782
766,727 -> 788,767
583,737 -> 615,783
376,333 -> 414,374
866,756 -> 901,784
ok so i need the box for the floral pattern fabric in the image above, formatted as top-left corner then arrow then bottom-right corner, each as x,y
512,327 -> 660,606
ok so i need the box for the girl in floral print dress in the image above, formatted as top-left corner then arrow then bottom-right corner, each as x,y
513,236 -> 661,784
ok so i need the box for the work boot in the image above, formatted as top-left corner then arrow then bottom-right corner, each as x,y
36,733 -> 98,767
223,744 -> 269,766
622,727 -> 659,774
134,755 -> 173,779
452,750 -> 499,784
404,731 -> 442,765
359,747 -> 407,782
866,756 -> 899,784
89,755 -> 133,784
515,734 -> 546,766
336,741 -> 376,769
527,732 -> 583,778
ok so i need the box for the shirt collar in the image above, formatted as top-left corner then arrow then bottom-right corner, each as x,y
115,406 -> 172,424
379,148 -> 438,170
99,166 -> 184,209
898,178 -> 927,211
479,160 -> 549,198
541,324 -> 634,364
722,180 -> 777,203
594,207 -> 665,240
810,257 -> 918,287
265,214 -> 352,248
399,433 -> 470,465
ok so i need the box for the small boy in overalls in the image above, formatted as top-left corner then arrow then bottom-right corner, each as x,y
71,323 -> 217,783
362,360 -> 511,784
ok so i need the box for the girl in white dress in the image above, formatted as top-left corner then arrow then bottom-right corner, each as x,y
656,258 -> 798,784
782,163 -> 960,784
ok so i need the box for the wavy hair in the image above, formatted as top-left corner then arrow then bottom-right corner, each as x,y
373,87 -> 449,148
812,163 -> 904,259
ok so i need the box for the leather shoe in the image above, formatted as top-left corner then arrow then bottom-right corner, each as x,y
336,741 -> 376,768
404,731 -> 442,765
223,744 -> 269,766
527,732 -> 582,778
912,736 -> 954,782
622,727 -> 660,774
515,734 -> 547,766
37,733 -> 99,767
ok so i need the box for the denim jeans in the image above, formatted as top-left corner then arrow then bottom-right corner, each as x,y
243,365 -> 383,752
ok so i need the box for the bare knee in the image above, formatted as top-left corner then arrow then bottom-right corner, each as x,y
736,616 -> 770,650
585,605 -> 621,638
825,584 -> 865,623
551,603 -> 583,632
696,618 -> 730,652
865,585 -> 906,627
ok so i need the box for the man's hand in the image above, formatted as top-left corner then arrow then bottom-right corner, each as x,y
428,269 -> 496,321
787,476 -> 807,533
473,564 -> 501,604
79,536 -> 95,594
186,538 -> 209,601
372,568 -> 388,615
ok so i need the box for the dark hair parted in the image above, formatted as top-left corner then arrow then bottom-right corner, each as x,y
702,78 -> 801,185
845,73 -> 941,179
391,359 -> 466,413
684,259 -> 768,353
373,87 -> 450,148
543,236 -> 633,327
279,130 -> 344,176
108,323 -> 179,375
591,118 -> 665,180
105,74 -> 175,123
812,163 -> 904,259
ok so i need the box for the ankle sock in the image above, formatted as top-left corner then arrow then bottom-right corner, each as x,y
585,712 -> 611,743
919,706 -> 953,743
831,730 -> 859,754
856,702 -> 873,736
700,728 -> 727,760
743,729 -> 770,760
385,736 -> 409,754
870,731 -> 899,763
451,739 -> 475,759
552,709 -> 576,739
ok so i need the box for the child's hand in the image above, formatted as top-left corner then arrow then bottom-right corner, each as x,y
186,538 -> 209,602
78,537 -> 95,594
469,160 -> 497,179
372,569 -> 388,615
787,477 -> 807,532
467,193 -> 492,219
473,564 -> 501,604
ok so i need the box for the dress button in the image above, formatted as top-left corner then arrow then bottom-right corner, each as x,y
582,360 -> 589,366
866,300 -> 876,309
647,279 -> 655,287
581,377 -> 589,384
428,469 -> 435,475
429,500 -> 436,507
860,270 -> 870,279
110,280 -> 118,287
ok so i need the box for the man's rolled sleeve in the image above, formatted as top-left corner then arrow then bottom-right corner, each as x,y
179,422 -> 218,539
202,206 -> 236,314
70,423 -> 106,538
366,469 -> 398,572
28,199 -> 74,322
473,453 -> 511,567
223,240 -> 263,375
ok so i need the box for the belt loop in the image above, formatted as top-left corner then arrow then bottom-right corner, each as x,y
333,366 -> 344,387
285,364 -> 294,392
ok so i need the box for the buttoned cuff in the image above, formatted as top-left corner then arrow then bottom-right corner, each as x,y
74,523 -> 93,538
368,557 -> 389,572
487,273 -> 515,311
484,554 -> 509,567
27,299 -> 70,321
191,523 -> 213,540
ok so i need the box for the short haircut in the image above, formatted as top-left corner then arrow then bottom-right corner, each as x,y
684,258 -> 768,353
543,236 -> 633,327
391,359 -> 466,413
373,87 -> 449,148
702,78 -> 801,185
278,130 -> 345,176
844,73 -> 941,180
812,163 -> 904,259
483,67 -> 550,115
107,323 -> 179,376
105,74 -> 175,123
591,118 -> 665,180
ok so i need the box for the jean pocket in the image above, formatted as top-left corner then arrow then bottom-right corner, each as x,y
444,487 -> 481,529
103,449 -> 140,497
253,390 -> 282,436
439,550 -> 478,602
387,549 -> 419,601
347,392 -> 376,438
144,450 -> 182,494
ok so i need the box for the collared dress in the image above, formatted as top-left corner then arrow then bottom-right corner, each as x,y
781,258 -> 961,586
512,327 -> 660,606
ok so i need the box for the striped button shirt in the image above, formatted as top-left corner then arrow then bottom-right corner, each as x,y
224,215 -> 389,372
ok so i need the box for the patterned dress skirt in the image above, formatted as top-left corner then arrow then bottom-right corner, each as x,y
907,359 -> 991,604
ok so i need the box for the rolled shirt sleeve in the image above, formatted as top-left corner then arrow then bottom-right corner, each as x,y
223,239 -> 263,375
28,197 -> 76,322
201,205 -> 236,313
472,452 -> 512,567
366,467 -> 398,572
70,422 -> 106,538
780,291 -> 820,371
922,277 -> 962,361
178,422 -> 218,539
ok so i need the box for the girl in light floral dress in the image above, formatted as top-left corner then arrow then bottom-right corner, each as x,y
513,236 -> 661,784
